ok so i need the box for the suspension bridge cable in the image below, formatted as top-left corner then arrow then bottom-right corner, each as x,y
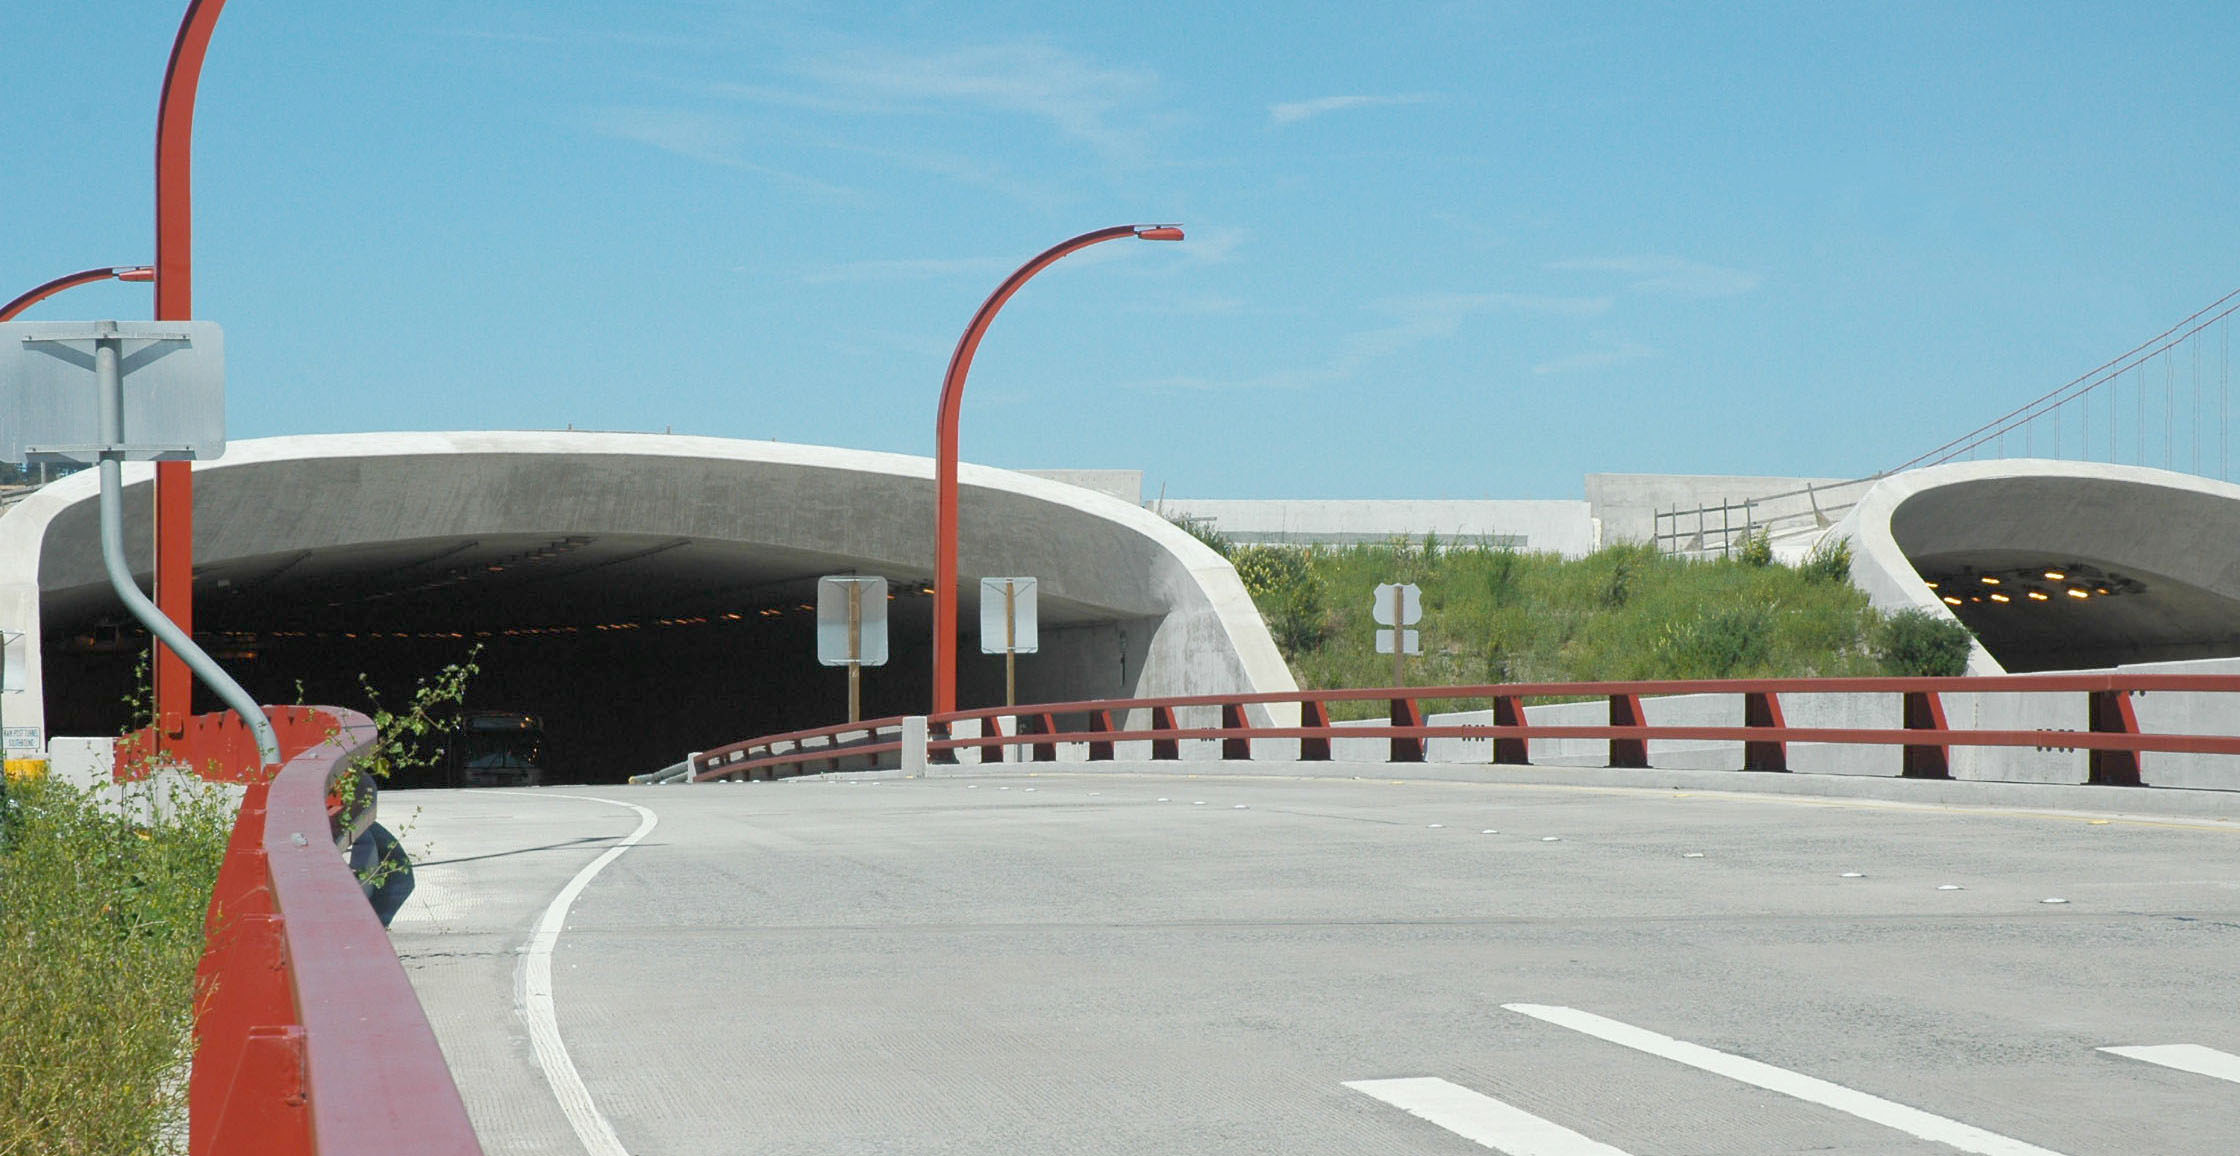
1894,287 -> 2240,471
1899,289 -> 2240,470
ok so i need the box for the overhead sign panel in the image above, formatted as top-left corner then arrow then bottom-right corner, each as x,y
815,576 -> 889,666
0,320 -> 227,463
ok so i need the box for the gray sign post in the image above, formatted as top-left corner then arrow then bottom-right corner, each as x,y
0,320 -> 276,766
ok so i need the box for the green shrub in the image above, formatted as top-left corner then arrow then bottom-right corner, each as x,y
1166,514 -> 1233,558
1738,528 -> 1774,567
1232,545 -> 1328,655
0,775 -> 234,1154
1875,608 -> 1975,676
1799,535 -> 1853,584
1657,602 -> 1776,677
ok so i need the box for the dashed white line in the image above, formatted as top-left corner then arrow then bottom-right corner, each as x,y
2102,1044 -> 2240,1084
1344,1077 -> 1635,1155
520,794 -> 658,1156
1503,1004 -> 2071,1156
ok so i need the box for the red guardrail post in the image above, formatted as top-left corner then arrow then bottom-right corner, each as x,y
1742,691 -> 1788,772
2087,690 -> 2144,786
1299,700 -> 1332,761
1221,702 -> 1253,760
1150,705 -> 1180,760
1390,696 -> 1425,763
1901,691 -> 1951,778
1087,710 -> 1115,761
1491,695 -> 1529,765
978,715 -> 1008,764
1031,713 -> 1059,762
1608,694 -> 1649,768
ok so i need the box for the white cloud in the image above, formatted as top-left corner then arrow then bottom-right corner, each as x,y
1122,370 -> 1318,393
801,257 -> 1011,285
585,107 -> 862,200
1547,255 -> 1762,298
1124,291 -> 1611,394
1328,292 -> 1607,378
1532,341 -> 1658,375
790,41 -> 1161,154
1269,93 -> 1432,125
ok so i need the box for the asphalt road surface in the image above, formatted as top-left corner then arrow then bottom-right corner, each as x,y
387,766 -> 2240,1155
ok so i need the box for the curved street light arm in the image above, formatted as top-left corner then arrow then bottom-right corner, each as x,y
157,0 -> 227,323
931,223 -> 1183,714
0,267 -> 154,323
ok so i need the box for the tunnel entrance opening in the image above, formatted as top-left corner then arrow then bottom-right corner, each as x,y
38,532 -> 1144,782
1882,472 -> 2240,675
1905,548 -> 2240,672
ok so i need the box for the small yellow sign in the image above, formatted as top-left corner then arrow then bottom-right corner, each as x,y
3,758 -> 48,783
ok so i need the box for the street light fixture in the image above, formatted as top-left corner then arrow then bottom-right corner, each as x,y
0,267 -> 154,323
930,223 -> 1184,715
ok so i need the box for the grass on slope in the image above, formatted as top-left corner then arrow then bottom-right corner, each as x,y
1210,532 -> 1967,717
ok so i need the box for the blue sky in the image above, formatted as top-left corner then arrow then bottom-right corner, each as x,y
6,2 -> 2237,498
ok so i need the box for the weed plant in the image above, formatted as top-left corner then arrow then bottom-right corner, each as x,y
1233,537 -> 1971,718
0,775 -> 233,1155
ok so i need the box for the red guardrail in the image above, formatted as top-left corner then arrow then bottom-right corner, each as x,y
122,708 -> 482,1156
685,674 -> 2240,788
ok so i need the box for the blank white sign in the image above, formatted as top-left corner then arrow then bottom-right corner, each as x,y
815,576 -> 889,666
980,577 -> 1038,654
1375,628 -> 1421,655
1,320 -> 227,463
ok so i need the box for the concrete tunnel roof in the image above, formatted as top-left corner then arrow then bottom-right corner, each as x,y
0,431 -> 1294,745
1835,458 -> 2240,674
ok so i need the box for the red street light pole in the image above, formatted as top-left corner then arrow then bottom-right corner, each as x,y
152,0 -> 230,737
930,223 -> 1184,715
0,267 -> 155,323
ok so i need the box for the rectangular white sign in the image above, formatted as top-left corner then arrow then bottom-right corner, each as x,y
1374,628 -> 1421,655
0,320 -> 227,463
2,727 -> 39,753
980,576 -> 1039,655
815,576 -> 889,666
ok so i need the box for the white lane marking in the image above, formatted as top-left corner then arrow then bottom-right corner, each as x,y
2102,1044 -> 2240,1084
519,795 -> 658,1156
1503,1005 -> 2071,1156
1344,1078 -> 1635,1155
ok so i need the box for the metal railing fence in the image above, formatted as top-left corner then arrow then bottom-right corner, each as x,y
681,674 -> 2240,789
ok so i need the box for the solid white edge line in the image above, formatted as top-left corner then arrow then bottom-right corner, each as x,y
2102,1044 -> 2240,1084
1502,1004 -> 2072,1156
1345,1077 -> 1636,1155
518,794 -> 658,1156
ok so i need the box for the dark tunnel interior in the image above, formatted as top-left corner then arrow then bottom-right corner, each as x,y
39,532 -> 1129,784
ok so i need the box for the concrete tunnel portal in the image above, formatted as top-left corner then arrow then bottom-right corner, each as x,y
1,433 -> 1292,783
1837,459 -> 2240,675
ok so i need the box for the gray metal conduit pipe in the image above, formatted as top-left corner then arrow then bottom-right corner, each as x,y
92,332 -> 278,767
